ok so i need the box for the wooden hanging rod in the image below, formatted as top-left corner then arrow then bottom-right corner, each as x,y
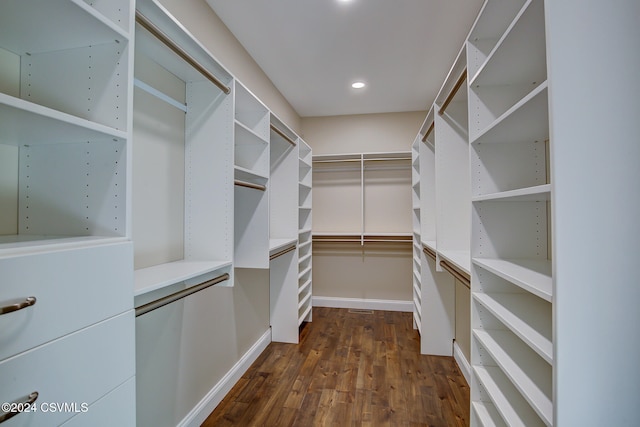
439,260 -> 471,289
234,179 -> 266,191
438,69 -> 467,116
421,122 -> 435,143
135,11 -> 231,95
135,273 -> 230,317
269,244 -> 297,260
422,246 -> 437,261
270,124 -> 297,146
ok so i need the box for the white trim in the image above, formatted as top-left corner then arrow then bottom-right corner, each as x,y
177,329 -> 272,427
313,296 -> 413,312
454,340 -> 471,386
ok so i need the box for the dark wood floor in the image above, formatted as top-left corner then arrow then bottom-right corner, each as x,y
202,307 -> 469,426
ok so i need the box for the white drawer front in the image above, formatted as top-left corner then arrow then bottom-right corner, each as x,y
59,377 -> 135,427
0,311 -> 135,427
0,242 -> 133,361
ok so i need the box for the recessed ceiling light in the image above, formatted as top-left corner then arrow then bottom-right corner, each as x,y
351,81 -> 366,89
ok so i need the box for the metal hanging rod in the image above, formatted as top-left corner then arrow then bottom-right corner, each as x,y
135,10 -> 231,95
421,122 -> 435,142
438,69 -> 467,116
439,260 -> 471,289
270,124 -> 297,146
423,246 -> 437,261
234,179 -> 266,191
135,273 -> 230,317
269,244 -> 297,260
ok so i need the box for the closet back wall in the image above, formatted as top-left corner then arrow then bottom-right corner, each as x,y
302,111 -> 425,307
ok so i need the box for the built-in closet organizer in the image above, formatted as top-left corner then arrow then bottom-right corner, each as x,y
312,152 -> 412,302
268,116 -> 310,343
0,0 -> 136,425
412,45 -> 472,365
131,0 -> 234,425
297,140 -> 313,324
467,0 -> 552,425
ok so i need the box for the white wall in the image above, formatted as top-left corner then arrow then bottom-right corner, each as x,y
158,0 -> 301,134
303,111 -> 425,304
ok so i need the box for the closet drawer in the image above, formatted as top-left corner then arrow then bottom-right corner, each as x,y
0,241 -> 133,361
59,377 -> 135,427
0,311 -> 135,427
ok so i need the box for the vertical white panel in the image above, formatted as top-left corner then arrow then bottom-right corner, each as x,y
270,249 -> 299,343
546,1 -> 640,425
420,253 -> 455,355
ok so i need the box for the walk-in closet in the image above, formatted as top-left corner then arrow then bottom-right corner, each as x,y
1,0 -> 638,426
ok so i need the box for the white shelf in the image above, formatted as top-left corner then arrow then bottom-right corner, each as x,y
234,165 -> 268,181
0,93 -> 127,145
473,292 -> 552,363
0,236 -> 127,257
298,279 -> 312,296
474,329 -> 552,425
438,249 -> 471,276
298,265 -> 312,279
235,120 -> 269,144
0,0 -> 129,56
422,240 -> 437,253
298,304 -> 312,326
474,366 -> 545,427
471,82 -> 548,145
473,258 -> 552,302
134,259 -> 232,296
472,184 -> 550,203
470,0 -> 545,88
472,401 -> 507,427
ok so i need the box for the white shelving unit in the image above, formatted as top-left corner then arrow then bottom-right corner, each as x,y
297,140 -> 313,326
312,151 -> 412,245
467,0 -> 552,425
234,82 -> 269,269
0,0 -> 136,423
269,115 -> 301,343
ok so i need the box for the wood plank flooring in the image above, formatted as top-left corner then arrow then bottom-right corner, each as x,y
202,307 -> 469,426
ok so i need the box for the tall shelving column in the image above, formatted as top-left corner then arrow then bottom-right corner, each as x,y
413,109 -> 456,356
411,131 -> 422,333
0,0 -> 136,424
467,0 -> 552,425
132,0 -> 235,425
234,82 -> 270,270
298,139 -> 313,325
269,115 -> 300,343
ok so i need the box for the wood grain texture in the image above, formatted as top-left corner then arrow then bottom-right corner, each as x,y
202,307 -> 469,426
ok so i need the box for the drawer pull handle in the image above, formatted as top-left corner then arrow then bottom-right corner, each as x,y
0,391 -> 39,423
0,297 -> 36,316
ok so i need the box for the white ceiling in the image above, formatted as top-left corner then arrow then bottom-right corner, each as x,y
205,0 -> 484,118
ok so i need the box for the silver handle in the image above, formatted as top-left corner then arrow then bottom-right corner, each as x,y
0,391 -> 39,423
0,297 -> 36,316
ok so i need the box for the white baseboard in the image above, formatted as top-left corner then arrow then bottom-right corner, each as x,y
313,296 -> 413,312
453,341 -> 471,386
178,329 -> 272,427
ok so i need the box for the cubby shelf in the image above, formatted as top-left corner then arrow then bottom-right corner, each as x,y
473,258 -> 551,301
474,292 -> 552,363
474,329 -> 552,425
471,401 -> 506,427
474,366 -> 545,427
